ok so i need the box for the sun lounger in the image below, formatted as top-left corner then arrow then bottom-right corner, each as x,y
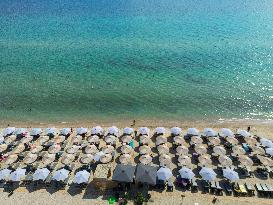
210,181 -> 216,194
245,183 -> 255,196
255,183 -> 264,196
261,183 -> 270,197
265,184 -> 273,197
203,181 -> 210,193
191,179 -> 198,192
239,184 -> 247,195
215,181 -> 223,196
224,182 -> 233,195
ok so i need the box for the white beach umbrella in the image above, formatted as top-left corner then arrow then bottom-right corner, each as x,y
199,167 -> 216,182
178,155 -> 191,166
60,128 -> 71,136
2,127 -> 16,136
45,127 -> 56,135
76,127 -> 88,135
0,136 -> 4,144
88,135 -> 100,144
91,126 -> 103,135
15,128 -> 28,135
73,170 -> 90,184
173,136 -> 184,145
139,154 -> 152,165
176,146 -> 189,155
225,137 -> 238,145
260,138 -> 273,148
0,168 -> 12,181
238,155 -> 253,167
213,146 -> 226,156
102,145 -> 115,154
157,167 -> 172,181
30,128 -> 42,136
237,129 -> 250,137
138,127 -> 150,135
266,148 -> 273,156
10,168 -> 26,182
187,128 -> 199,136
53,169 -> 69,181
121,145 -> 133,154
121,135 -> 132,143
155,127 -> 166,135
198,154 -> 212,165
105,135 -> 117,144
123,127 -> 134,135
170,127 -> 182,136
156,135 -> 167,145
179,167 -> 195,180
119,154 -> 132,164
204,128 -> 217,137
223,168 -> 239,182
108,126 -> 119,135
94,151 -> 105,162
33,168 -> 50,181
219,155 -> 233,167
221,128 -> 234,137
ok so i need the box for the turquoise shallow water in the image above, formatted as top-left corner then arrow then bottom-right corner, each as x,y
0,0 -> 272,122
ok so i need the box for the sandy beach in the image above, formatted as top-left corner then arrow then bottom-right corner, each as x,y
0,119 -> 273,205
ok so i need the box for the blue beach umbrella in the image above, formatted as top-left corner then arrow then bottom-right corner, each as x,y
179,167 -> 195,180
157,167 -> 172,181
223,168 -> 239,182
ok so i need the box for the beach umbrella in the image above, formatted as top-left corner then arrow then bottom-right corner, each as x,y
93,151 -> 104,162
209,137 -> 221,146
0,144 -> 8,153
0,136 -> 4,144
179,167 -> 195,180
156,135 -> 167,145
140,135 -> 151,145
119,154 -> 132,164
154,127 -> 166,135
191,136 -> 203,144
251,146 -> 265,155
112,164 -> 135,183
0,168 -> 12,181
13,143 -> 25,154
195,145 -> 207,155
198,154 -> 212,165
15,128 -> 28,135
157,167 -> 172,181
105,135 -> 117,144
260,138 -> 273,148
102,145 -> 115,154
30,144 -> 43,154
23,153 -> 38,164
80,154 -> 94,164
204,128 -> 217,137
53,168 -> 69,181
10,168 -> 26,182
218,155 -> 233,167
85,144 -> 98,154
123,127 -> 134,135
244,137 -> 257,146
48,144 -> 61,154
187,128 -> 199,136
138,127 -> 150,135
266,148 -> 273,156
257,155 -> 273,166
42,153 -> 55,165
72,135 -> 82,144
238,155 -> 253,167
76,127 -> 88,135
5,154 -> 18,165
73,170 -> 90,184
159,154 -> 172,167
66,145 -> 80,154
91,126 -> 103,135
53,135 -> 65,144
121,135 -> 132,143
100,153 -> 112,163
2,127 -> 16,136
237,129 -> 250,137
173,136 -> 184,145
213,146 -> 226,156
88,135 -> 100,144
221,128 -> 234,137
178,155 -> 191,166
108,126 -> 119,135
121,145 -> 133,154
170,127 -> 182,136
20,135 -> 33,143
232,146 -> 246,155
37,135 -> 50,144
176,146 -> 189,156
225,137 -> 238,145
4,135 -> 16,144
30,128 -> 42,136
223,168 -> 239,181
157,144 -> 169,155
45,127 -> 56,136
60,128 -> 71,136
139,145 -> 151,155
33,168 -> 50,181
61,154 -> 75,165
135,164 -> 157,185
139,154 -> 152,165
199,167 -> 216,182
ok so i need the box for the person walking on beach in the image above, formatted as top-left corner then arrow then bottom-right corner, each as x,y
247,126 -> 251,132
